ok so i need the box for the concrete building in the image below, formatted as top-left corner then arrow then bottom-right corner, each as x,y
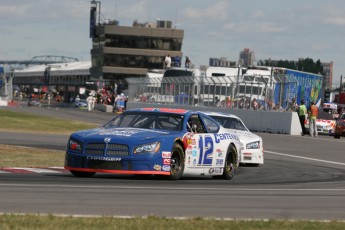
321,61 -> 333,90
90,18 -> 184,82
239,48 -> 256,67
209,57 -> 236,67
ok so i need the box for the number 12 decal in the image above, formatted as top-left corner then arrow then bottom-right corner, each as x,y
198,135 -> 214,165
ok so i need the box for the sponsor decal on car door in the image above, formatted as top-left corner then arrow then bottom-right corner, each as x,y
197,134 -> 214,166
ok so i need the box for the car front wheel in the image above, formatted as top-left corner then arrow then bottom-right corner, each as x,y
169,143 -> 185,180
221,144 -> 238,180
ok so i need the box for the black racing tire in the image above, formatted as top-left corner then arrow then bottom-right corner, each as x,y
70,170 -> 96,178
334,133 -> 340,139
221,144 -> 238,180
169,143 -> 185,180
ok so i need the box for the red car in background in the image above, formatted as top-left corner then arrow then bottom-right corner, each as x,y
334,113 -> 345,138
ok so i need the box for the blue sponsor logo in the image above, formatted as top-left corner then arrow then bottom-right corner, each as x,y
214,133 -> 239,143
216,159 -> 223,166
162,165 -> 170,171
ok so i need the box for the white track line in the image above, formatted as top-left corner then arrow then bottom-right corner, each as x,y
265,150 -> 345,166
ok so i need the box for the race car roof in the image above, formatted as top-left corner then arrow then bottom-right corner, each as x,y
128,108 -> 191,115
200,111 -> 241,120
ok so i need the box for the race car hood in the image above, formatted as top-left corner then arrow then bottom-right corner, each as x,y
225,129 -> 262,144
316,119 -> 336,128
71,127 -> 172,143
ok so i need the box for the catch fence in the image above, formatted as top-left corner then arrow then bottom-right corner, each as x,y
126,73 -> 299,111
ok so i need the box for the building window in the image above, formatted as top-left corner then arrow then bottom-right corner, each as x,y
104,35 -> 182,51
104,54 -> 164,69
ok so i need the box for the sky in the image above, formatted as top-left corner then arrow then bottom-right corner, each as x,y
1,0 -> 345,87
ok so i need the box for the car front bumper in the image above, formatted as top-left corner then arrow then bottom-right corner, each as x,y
240,149 -> 264,164
64,152 -> 170,175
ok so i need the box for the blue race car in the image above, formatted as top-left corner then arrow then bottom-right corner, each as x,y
64,108 -> 241,180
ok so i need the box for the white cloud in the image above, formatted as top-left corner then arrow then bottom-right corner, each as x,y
223,22 -> 285,33
324,16 -> 345,26
223,22 -> 247,32
251,10 -> 264,19
0,1 -> 89,24
0,4 -> 31,17
183,1 -> 229,21
106,0 -> 151,24
311,43 -> 331,52
257,23 -> 286,33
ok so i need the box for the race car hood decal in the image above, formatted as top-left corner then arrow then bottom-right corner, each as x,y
316,119 -> 335,124
224,129 -> 261,144
73,127 -> 170,141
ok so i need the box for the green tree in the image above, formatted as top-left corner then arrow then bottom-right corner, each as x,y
257,58 -> 324,75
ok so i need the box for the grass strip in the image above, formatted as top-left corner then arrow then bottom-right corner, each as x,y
0,109 -> 98,135
0,214 -> 344,230
0,144 -> 64,168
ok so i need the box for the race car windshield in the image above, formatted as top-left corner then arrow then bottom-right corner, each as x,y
209,116 -> 248,131
104,112 -> 184,131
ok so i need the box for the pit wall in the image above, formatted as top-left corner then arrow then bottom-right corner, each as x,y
0,97 -> 8,106
127,102 -> 302,135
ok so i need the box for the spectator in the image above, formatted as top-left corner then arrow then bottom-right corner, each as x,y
185,56 -> 191,68
226,97 -> 231,108
174,56 -> 181,67
124,96 -> 128,111
252,98 -> 258,110
298,99 -> 307,136
47,93 -> 51,106
86,95 -> 92,111
308,101 -> 319,137
165,54 -> 171,68
75,95 -> 80,103
115,93 -> 126,113
213,96 -> 220,107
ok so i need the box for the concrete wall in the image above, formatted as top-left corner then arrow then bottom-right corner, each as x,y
0,97 -> 8,106
95,104 -> 113,113
127,102 -> 302,135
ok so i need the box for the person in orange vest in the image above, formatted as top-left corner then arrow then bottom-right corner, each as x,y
308,101 -> 319,137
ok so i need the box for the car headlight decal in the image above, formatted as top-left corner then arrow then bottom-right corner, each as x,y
134,142 -> 161,154
68,138 -> 83,152
246,141 -> 260,149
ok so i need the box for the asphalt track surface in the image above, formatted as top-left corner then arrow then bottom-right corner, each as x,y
1,104 -> 345,220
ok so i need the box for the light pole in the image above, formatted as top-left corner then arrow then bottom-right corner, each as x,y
236,59 -> 244,108
269,59 -> 274,107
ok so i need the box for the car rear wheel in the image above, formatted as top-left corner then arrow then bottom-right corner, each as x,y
70,170 -> 96,177
221,144 -> 238,180
169,143 -> 185,180
334,133 -> 340,139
